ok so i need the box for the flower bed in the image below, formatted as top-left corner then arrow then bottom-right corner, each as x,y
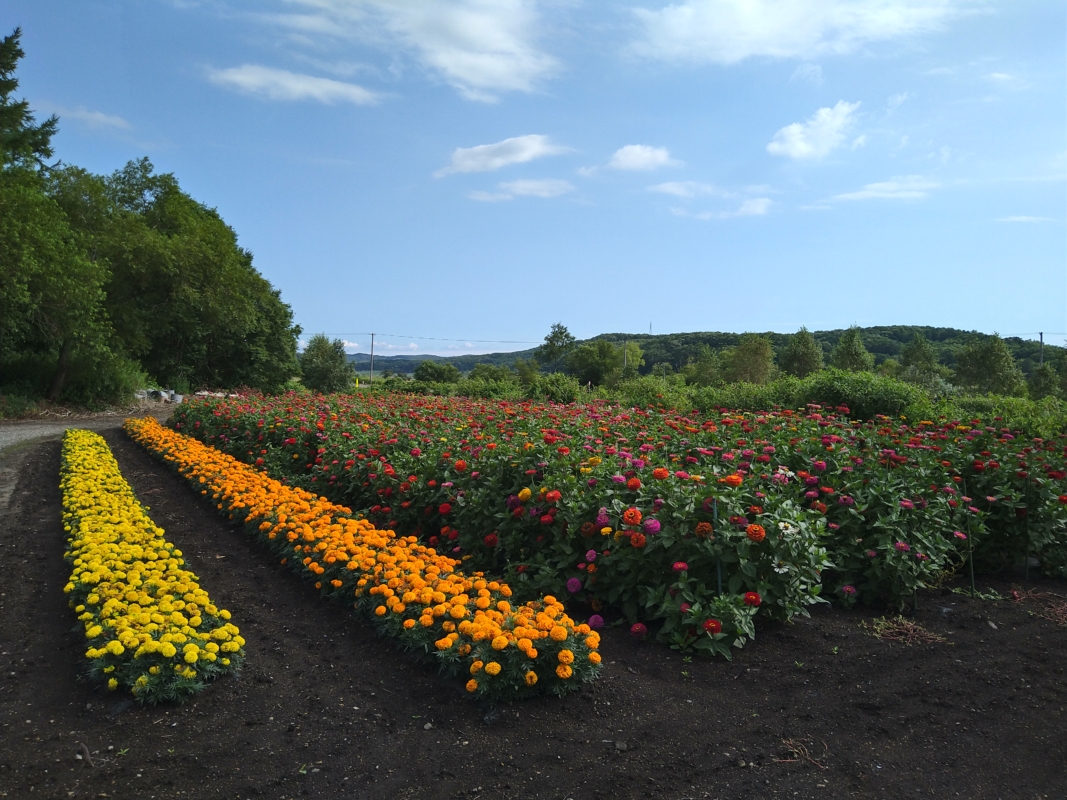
124,417 -> 600,698
171,393 -> 1067,633
60,429 -> 244,704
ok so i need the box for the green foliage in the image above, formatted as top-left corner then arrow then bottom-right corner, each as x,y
722,334 -> 775,384
0,29 -> 58,169
800,369 -> 922,419
954,334 -> 1025,396
467,363 -> 516,383
778,327 -> 823,378
831,326 -> 875,372
535,323 -> 576,371
299,335 -> 353,393
526,372 -> 582,403
513,357 -> 540,386
413,360 -> 461,383
1027,362 -> 1060,401
682,345 -> 723,387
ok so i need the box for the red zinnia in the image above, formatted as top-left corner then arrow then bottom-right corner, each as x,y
743,591 -> 762,607
630,533 -> 647,548
545,489 -> 562,504
652,467 -> 670,480
702,618 -> 722,635
439,503 -> 452,515
626,477 -> 642,491
483,533 -> 498,547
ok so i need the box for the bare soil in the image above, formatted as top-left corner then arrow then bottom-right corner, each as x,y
1,420 -> 1065,800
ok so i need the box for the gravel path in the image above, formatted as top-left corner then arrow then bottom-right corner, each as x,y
0,417 -> 127,455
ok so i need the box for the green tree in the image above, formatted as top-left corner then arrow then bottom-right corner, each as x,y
877,358 -> 902,378
566,340 -> 619,386
831,327 -> 875,372
900,332 -> 940,373
59,158 -> 301,392
953,334 -> 1025,395
722,334 -> 775,384
682,345 -> 722,387
468,363 -> 515,382
0,29 -> 58,169
299,335 -> 353,393
778,327 -> 823,378
513,357 -> 540,386
414,360 -> 461,383
535,323 -> 576,371
1027,362 -> 1059,400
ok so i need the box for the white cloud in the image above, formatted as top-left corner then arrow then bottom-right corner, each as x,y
341,339 -> 363,352
49,105 -> 131,130
767,100 -> 860,160
208,64 -> 379,104
632,0 -> 966,64
468,178 -> 575,201
608,145 -> 680,171
997,216 -> 1052,223
468,190 -> 513,202
887,91 -> 911,111
851,135 -> 867,150
673,197 -> 771,219
648,181 -> 728,198
833,174 -> 939,200
267,0 -> 558,102
986,72 -> 1012,82
435,134 -> 570,177
789,63 -> 823,84
499,178 -> 575,197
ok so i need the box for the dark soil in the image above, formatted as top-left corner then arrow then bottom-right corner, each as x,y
1,421 -> 1065,800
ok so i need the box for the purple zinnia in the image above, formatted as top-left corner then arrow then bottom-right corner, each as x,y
566,577 -> 582,593
588,614 -> 604,629
586,549 -> 597,562
643,519 -> 661,535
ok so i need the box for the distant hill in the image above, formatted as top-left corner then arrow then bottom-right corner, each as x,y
348,326 -> 1063,379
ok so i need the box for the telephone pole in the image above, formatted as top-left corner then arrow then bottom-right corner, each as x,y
369,333 -> 376,383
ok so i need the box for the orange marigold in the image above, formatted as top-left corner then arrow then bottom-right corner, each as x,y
556,664 -> 573,679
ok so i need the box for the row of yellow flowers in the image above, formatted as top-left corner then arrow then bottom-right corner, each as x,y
60,429 -> 244,704
125,417 -> 600,699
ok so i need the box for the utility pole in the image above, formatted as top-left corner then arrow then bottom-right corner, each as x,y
1039,332 -> 1044,366
623,339 -> 628,371
369,333 -> 375,383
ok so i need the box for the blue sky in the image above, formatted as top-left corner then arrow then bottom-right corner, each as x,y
5,1 -> 1065,356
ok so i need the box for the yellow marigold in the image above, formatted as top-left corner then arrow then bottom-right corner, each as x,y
491,635 -> 509,650
484,661 -> 502,676
107,678 -> 118,691
556,664 -> 573,679
549,626 -> 568,642
465,679 -> 478,693
517,488 -> 532,502
557,649 -> 574,665
524,671 -> 538,686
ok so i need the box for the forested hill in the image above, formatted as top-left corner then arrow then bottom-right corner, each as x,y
347,326 -> 1062,378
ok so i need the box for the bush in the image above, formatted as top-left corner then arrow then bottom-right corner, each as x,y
413,361 -> 462,383
526,372 -> 582,403
798,369 -> 921,420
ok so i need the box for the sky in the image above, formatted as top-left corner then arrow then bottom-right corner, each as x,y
4,1 -> 1065,356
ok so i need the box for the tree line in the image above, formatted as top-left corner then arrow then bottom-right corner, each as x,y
0,29 -> 300,409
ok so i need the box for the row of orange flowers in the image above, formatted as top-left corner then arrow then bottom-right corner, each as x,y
124,417 -> 601,698
61,429 -> 244,704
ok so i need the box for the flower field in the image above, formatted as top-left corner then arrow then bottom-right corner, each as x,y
60,429 -> 244,703
124,417 -> 601,698
167,392 -> 1067,656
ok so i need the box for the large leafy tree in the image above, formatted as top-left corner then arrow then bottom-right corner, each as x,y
779,327 -> 823,378
954,334 -> 1025,395
722,334 -> 775,384
414,360 -> 461,383
52,158 -> 301,392
831,327 -> 875,372
682,344 -> 722,387
536,323 -> 576,371
300,334 -> 353,393
1028,362 -> 1060,400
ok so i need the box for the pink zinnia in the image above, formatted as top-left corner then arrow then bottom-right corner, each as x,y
672,561 -> 688,572
895,541 -> 911,552
630,622 -> 648,639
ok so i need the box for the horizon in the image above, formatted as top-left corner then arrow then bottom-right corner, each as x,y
5,1 -> 1065,356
